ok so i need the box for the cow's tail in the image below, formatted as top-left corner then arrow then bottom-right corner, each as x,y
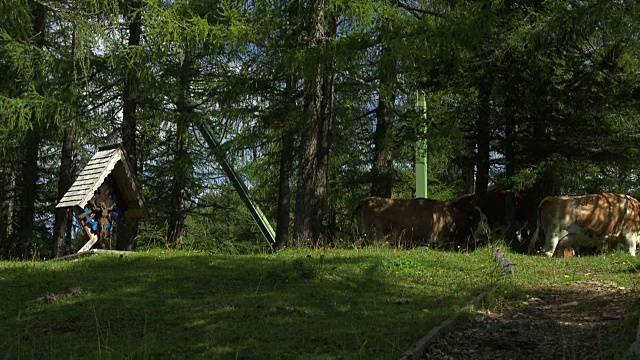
352,201 -> 365,237
527,204 -> 542,255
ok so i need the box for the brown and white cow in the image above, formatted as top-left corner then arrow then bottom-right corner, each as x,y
356,196 -> 489,249
530,193 -> 640,257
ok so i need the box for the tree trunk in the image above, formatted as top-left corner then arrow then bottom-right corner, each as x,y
167,51 -> 192,249
117,0 -> 142,251
16,127 -> 41,256
52,122 -> 76,257
504,93 -> 518,245
0,163 -> 15,256
371,32 -> 396,198
293,0 -> 325,245
275,130 -> 295,250
52,25 -> 79,258
167,118 -> 188,249
371,102 -> 394,198
310,13 -> 336,246
15,1 -> 46,257
475,79 -> 491,208
463,144 -> 476,193
274,2 -> 300,250
293,83 -> 322,244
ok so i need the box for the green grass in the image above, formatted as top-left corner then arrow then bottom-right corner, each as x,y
1,246 -> 639,359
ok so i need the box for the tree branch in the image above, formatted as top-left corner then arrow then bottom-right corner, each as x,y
398,1 -> 444,19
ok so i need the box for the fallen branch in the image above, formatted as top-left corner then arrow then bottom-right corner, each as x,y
52,249 -> 132,261
493,247 -> 515,275
402,248 -> 516,359
401,284 -> 493,359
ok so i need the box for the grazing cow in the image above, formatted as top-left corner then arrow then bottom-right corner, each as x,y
530,193 -> 640,257
452,188 -> 537,245
356,196 -> 489,249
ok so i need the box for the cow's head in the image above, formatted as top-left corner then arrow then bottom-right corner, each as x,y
469,206 -> 490,241
448,201 -> 491,250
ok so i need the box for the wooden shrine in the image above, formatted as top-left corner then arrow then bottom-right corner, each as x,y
56,144 -> 148,253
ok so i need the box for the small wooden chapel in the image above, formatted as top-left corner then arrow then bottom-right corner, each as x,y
56,144 -> 148,253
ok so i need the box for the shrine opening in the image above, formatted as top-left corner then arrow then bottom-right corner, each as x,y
56,144 -> 148,254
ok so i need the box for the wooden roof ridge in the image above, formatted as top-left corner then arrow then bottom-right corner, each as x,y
56,147 -> 121,209
56,144 -> 148,220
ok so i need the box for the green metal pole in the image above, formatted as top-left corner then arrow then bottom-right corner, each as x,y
415,90 -> 428,199
194,121 -> 276,246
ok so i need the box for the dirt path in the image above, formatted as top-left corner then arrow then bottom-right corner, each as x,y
421,280 -> 635,360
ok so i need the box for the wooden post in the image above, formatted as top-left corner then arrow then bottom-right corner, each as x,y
76,208 -> 98,253
415,90 -> 428,199
78,233 -> 98,253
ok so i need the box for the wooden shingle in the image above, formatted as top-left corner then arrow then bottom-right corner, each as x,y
56,144 -> 148,220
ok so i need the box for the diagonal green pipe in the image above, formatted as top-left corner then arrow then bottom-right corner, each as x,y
194,121 -> 276,247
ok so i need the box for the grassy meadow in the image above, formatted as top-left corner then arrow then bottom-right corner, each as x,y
1,246 -> 640,359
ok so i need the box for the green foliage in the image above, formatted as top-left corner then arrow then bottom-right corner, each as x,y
1,0 -> 639,256
168,183 -> 272,254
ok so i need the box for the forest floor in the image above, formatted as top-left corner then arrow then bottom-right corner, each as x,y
421,279 -> 637,360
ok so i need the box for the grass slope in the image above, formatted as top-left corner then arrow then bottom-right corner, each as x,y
1,247 -> 639,359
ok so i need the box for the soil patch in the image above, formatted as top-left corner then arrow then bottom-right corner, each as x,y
422,280 -> 634,359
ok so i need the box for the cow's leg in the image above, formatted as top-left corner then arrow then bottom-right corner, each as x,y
624,232 -> 640,256
394,228 -> 408,248
372,222 -> 385,246
360,221 -> 376,245
543,229 -> 566,257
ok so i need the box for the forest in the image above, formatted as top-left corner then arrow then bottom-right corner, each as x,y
1,0 -> 639,259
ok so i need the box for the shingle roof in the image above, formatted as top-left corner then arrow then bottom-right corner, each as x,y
56,144 -> 148,220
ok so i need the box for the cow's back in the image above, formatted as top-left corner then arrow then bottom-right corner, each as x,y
577,193 -> 632,236
356,196 -> 448,245
541,193 -> 635,237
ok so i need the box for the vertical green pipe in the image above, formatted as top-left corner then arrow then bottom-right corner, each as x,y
415,91 -> 428,199
195,121 -> 276,246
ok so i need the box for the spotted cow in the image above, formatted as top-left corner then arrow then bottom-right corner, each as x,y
529,193 -> 640,257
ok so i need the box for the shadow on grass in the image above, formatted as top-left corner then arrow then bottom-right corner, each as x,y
0,250 -> 493,359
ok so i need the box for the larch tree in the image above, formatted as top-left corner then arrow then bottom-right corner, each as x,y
293,0 -> 328,245
11,0 -> 47,257
166,50 -> 193,249
52,12 -> 83,258
273,0 -> 303,250
117,0 -> 143,251
370,7 -> 399,199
